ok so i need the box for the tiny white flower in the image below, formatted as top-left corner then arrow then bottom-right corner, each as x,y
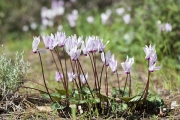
123,14 -> 131,24
116,7 -> 124,16
22,25 -> 29,32
101,9 -> 111,25
86,16 -> 94,24
165,23 -> 172,32
67,9 -> 78,27
171,101 -> 179,109
30,22 -> 37,30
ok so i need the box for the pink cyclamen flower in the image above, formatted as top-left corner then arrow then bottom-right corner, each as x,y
143,44 -> 156,60
32,36 -> 40,53
55,71 -> 63,82
101,51 -> 111,66
109,54 -> 118,73
121,56 -> 134,74
80,73 -> 88,84
68,72 -> 76,82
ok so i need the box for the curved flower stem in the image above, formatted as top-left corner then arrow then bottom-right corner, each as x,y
115,70 -> 121,95
143,60 -> 151,103
70,56 -> 75,72
54,48 -> 68,102
98,63 -> 104,105
74,79 -> 80,90
54,48 -> 67,89
129,73 -> 131,97
122,74 -> 128,97
73,79 -> 81,101
63,48 -> 68,91
77,59 -> 94,98
28,79 -> 55,92
143,71 -> 151,103
138,60 -> 150,103
99,64 -> 105,88
51,51 -> 65,89
21,86 -> 48,93
63,48 -> 69,103
105,66 -> 108,97
92,52 -> 100,90
88,53 -> 97,89
38,51 -> 53,102
75,61 -> 82,90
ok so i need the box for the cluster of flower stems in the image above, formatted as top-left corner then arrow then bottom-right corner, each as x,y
32,31 -> 161,107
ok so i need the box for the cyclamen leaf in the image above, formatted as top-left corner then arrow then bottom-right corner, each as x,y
50,102 -> 66,111
129,95 -> 142,102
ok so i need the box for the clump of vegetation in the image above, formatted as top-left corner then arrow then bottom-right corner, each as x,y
0,51 -> 29,100
31,31 -> 165,119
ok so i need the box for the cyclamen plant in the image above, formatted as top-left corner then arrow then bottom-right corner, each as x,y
32,31 -> 162,116
143,44 -> 161,102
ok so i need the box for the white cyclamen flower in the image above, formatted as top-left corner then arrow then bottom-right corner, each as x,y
123,14 -> 131,24
149,52 -> 157,65
101,9 -> 111,24
55,32 -> 66,47
109,54 -> 118,73
98,39 -> 109,53
48,34 -> 59,51
86,16 -> 94,24
68,72 -> 76,82
67,9 -> 78,27
121,56 -> 134,74
143,44 -> 156,60
149,63 -> 161,72
32,36 -> 40,53
42,35 -> 50,49
55,71 -> 63,82
101,51 -> 111,66
68,46 -> 81,61
80,73 -> 88,84
116,7 -> 124,16
165,23 -> 172,32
